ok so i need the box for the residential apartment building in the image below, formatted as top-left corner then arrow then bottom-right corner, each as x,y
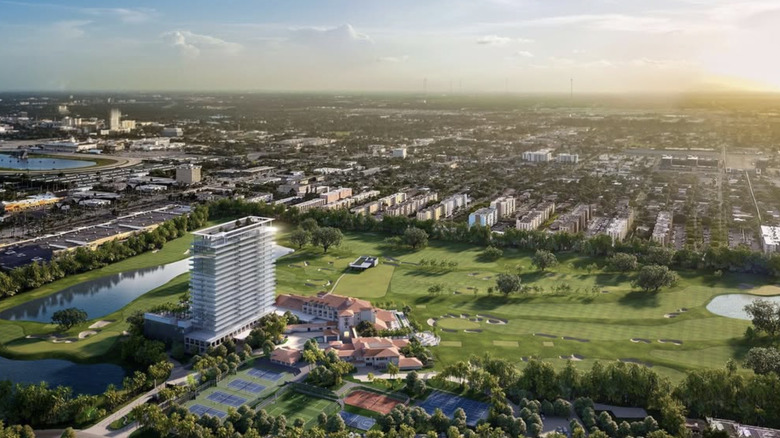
384,192 -> 438,217
175,164 -> 202,185
440,193 -> 470,217
490,196 -> 517,219
557,153 -> 579,164
516,202 -> 556,231
522,149 -> 553,162
294,198 -> 326,213
320,187 -> 353,204
651,211 -> 673,246
416,203 -> 445,221
761,226 -> 780,254
185,217 -> 276,351
468,207 -> 498,228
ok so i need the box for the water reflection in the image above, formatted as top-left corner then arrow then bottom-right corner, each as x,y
0,258 -> 190,322
0,154 -> 95,170
0,356 -> 124,394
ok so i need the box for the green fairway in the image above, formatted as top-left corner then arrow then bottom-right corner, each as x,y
274,232 -> 768,381
264,391 -> 340,429
332,264 -> 395,298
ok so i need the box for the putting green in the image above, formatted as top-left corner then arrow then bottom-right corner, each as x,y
436,318 -> 480,330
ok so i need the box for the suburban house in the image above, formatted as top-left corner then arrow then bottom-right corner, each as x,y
270,346 -> 302,366
348,255 -> 379,271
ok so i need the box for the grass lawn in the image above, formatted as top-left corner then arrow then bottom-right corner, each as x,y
264,391 -> 340,429
274,232 -> 773,382
0,229 -> 195,363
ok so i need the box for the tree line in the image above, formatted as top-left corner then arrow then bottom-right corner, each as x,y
0,205 -> 208,299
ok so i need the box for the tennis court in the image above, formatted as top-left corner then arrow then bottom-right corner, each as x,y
340,411 -> 376,431
344,389 -> 404,415
206,390 -> 247,408
189,404 -> 226,419
418,391 -> 490,426
265,391 -> 340,429
247,368 -> 284,381
227,378 -> 266,394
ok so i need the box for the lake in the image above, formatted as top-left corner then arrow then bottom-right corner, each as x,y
706,294 -> 780,320
0,356 -> 124,394
0,258 -> 190,322
0,153 -> 95,170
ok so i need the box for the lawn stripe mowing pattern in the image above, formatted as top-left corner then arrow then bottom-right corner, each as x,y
275,232 -> 763,381
340,411 -> 376,431
265,391 -> 340,429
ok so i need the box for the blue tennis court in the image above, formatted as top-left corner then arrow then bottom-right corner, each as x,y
418,391 -> 489,426
340,411 -> 376,431
189,404 -> 227,418
247,368 -> 284,381
206,390 -> 247,407
227,378 -> 266,394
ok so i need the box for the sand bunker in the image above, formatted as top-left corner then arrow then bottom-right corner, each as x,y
560,354 -> 585,361
460,313 -> 470,318
51,338 -> 74,344
464,329 -> 482,333
563,336 -> 590,343
658,339 -> 683,345
468,272 -> 480,277
426,318 -> 436,327
678,308 -> 688,312
89,320 -> 113,329
631,338 -> 651,344
24,334 -> 47,339
79,330 -> 97,339
664,313 -> 679,318
486,319 -> 507,325
534,333 -> 557,338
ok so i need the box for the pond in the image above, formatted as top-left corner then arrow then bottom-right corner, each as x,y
0,356 -> 124,394
0,154 -> 95,170
0,258 -> 190,323
706,294 -> 780,320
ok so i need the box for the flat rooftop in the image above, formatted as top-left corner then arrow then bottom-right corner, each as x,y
193,216 -> 274,237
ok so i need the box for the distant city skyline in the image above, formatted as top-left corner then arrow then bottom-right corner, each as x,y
1,0 -> 778,93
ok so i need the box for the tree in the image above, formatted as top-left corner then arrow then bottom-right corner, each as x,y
482,246 -> 503,261
300,218 -> 319,232
312,227 -> 343,253
289,228 -> 311,249
356,320 -> 379,337
633,265 -> 678,293
495,273 -> 522,296
403,227 -> 429,250
532,250 -> 558,272
51,308 -> 87,330
387,362 -> 400,379
744,299 -> 780,337
61,427 -> 77,438
745,347 -> 780,374
608,253 -> 638,272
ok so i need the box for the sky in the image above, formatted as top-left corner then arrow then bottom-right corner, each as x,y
0,0 -> 779,93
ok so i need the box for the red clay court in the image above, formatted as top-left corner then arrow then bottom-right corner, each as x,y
344,389 -> 404,415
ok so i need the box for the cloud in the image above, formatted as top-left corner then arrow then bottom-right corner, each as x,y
518,13 -> 723,34
377,55 -> 409,63
162,30 -> 242,58
515,50 -> 534,58
288,24 -> 372,47
476,35 -> 513,45
84,7 -> 155,23
53,20 -> 91,39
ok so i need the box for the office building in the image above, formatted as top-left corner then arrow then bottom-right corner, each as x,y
185,217 -> 276,351
109,109 -> 121,131
162,127 -> 184,137
175,164 -> 202,185
468,207 -> 498,228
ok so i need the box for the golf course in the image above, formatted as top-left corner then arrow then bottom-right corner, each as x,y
275,230 -> 762,382
0,225 -> 769,383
